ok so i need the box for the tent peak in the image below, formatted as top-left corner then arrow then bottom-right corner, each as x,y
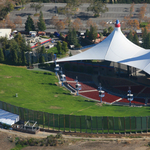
115,20 -> 120,28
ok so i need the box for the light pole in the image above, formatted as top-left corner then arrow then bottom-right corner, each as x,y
54,54 -> 59,76
75,76 -> 81,96
127,87 -> 133,106
60,68 -> 66,86
98,83 -> 105,103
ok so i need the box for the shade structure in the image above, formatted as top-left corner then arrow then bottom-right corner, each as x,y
0,109 -> 19,126
51,20 -> 150,75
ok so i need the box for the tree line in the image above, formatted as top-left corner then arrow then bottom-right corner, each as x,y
127,27 -> 150,49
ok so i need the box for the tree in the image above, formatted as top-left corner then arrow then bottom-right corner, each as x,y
30,2 -> 43,14
143,33 -> 150,49
14,33 -> 23,49
40,46 -> 46,54
67,28 -> 78,46
72,18 -> 82,31
55,20 -> 65,33
138,4 -> 147,23
14,16 -> 22,28
142,27 -> 147,47
0,48 -> 4,62
5,16 -> 16,30
56,41 -> 62,54
37,11 -> 46,31
108,26 -> 113,33
51,16 -> 59,26
127,30 -> 133,42
127,19 -> 139,30
9,40 -> 20,64
132,33 -> 139,46
62,41 -> 68,54
25,15 -> 35,32
85,29 -> 90,38
89,25 -> 97,42
22,51 -> 27,65
130,3 -> 134,17
103,28 -> 108,36
64,0 -> 81,18
87,0 -> 108,17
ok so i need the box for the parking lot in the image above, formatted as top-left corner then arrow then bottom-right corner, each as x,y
8,3 -> 150,32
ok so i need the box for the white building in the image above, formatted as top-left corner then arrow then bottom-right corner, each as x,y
0,29 -> 11,38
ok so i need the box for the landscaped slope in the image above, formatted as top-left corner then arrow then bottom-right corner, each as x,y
0,64 -> 149,117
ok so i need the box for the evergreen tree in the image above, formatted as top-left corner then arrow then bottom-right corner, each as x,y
9,39 -> 20,64
39,55 -> 45,64
56,41 -> 62,54
22,51 -> 27,65
10,48 -> 18,64
18,52 -> 22,65
14,32 -> 23,49
142,27 -> 147,48
85,29 -> 90,37
0,48 -> 4,62
25,15 -> 35,32
40,45 -> 46,54
103,28 -> 108,36
143,33 -> 150,49
108,26 -> 113,33
89,25 -> 97,41
37,11 -> 46,31
66,28 -> 78,46
133,33 -> 139,46
62,41 -> 68,54
127,30 -> 133,42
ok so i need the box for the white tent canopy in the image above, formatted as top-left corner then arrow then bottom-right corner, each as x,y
0,109 -> 19,126
49,20 -> 150,74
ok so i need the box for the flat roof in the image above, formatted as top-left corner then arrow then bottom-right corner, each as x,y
0,109 -> 19,126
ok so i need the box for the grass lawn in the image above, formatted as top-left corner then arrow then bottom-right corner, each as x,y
0,64 -> 150,117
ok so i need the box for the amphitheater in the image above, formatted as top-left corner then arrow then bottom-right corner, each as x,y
54,20 -> 150,106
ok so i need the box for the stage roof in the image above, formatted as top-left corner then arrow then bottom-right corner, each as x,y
0,109 -> 19,126
50,20 -> 150,74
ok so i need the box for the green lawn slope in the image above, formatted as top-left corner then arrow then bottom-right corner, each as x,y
0,64 -> 149,117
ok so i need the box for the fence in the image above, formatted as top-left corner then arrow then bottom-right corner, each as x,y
0,101 -> 150,134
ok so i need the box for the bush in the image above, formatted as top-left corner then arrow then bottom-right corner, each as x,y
94,14 -> 99,17
50,34 -> 54,38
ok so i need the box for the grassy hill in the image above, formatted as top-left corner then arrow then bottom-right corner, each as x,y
0,64 -> 150,117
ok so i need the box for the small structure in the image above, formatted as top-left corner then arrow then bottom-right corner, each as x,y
75,76 -> 81,95
0,109 -> 19,126
0,29 -> 11,39
127,87 -> 133,106
13,120 -> 39,134
98,83 -> 105,103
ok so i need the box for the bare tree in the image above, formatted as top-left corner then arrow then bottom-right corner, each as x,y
55,20 -> 65,33
14,16 -> 22,27
130,3 -> 134,17
30,2 -> 43,14
51,16 -> 59,26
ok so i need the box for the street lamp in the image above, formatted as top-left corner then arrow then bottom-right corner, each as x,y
75,76 -> 81,96
60,74 -> 66,86
98,83 -> 105,103
54,64 -> 60,76
127,87 -> 133,106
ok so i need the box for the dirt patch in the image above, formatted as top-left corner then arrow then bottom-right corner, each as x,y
1,129 -> 150,150
54,95 -> 58,97
96,103 -> 103,107
50,106 -> 62,109
16,76 -> 22,78
4,76 -> 12,78
0,90 -> 4,94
